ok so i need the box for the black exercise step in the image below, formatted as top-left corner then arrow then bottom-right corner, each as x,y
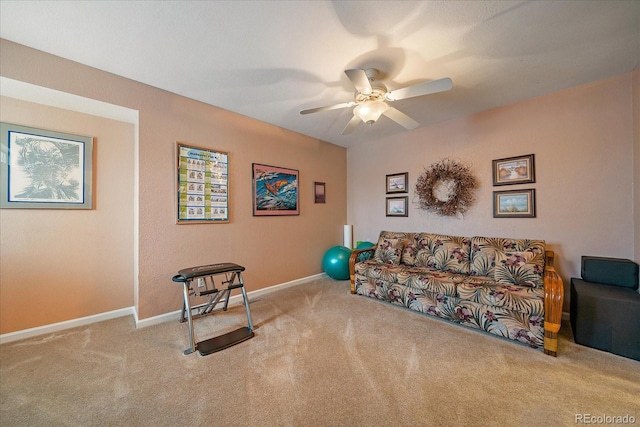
196,327 -> 254,356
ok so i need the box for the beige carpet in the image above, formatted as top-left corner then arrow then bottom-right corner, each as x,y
1,277 -> 638,426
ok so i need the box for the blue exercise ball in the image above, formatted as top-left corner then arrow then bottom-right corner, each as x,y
356,241 -> 375,250
322,245 -> 352,280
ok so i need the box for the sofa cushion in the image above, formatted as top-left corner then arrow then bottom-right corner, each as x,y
355,260 -> 458,297
400,234 -> 420,266
494,250 -> 545,288
374,235 -> 405,265
457,278 -> 544,314
354,260 -> 543,315
353,275 -> 544,349
471,236 -> 546,288
409,233 -> 471,274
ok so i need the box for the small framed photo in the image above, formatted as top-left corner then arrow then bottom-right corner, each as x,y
314,182 -> 325,203
1,122 -> 93,209
493,189 -> 536,218
386,172 -> 408,194
492,154 -> 535,186
386,196 -> 408,217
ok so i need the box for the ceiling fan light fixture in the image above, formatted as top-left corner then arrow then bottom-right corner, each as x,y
301,68 -> 453,134
354,100 -> 389,125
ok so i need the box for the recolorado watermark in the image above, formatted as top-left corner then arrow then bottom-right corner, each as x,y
576,414 -> 636,424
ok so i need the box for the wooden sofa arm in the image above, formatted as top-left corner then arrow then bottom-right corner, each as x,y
349,247 -> 376,294
543,250 -> 564,356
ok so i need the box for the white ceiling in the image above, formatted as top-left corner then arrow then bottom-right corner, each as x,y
1,1 -> 639,148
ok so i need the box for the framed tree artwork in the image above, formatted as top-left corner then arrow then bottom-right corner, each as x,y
0,122 -> 93,209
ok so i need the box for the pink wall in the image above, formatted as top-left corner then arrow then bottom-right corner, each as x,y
1,37 -> 635,334
0,39 -> 347,333
0,97 -> 135,332
348,73 -> 636,308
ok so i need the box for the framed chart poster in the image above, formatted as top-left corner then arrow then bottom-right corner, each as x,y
176,142 -> 229,224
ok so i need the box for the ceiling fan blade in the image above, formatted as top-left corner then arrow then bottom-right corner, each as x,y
345,69 -> 372,95
386,77 -> 453,101
383,107 -> 419,130
342,114 -> 361,135
300,101 -> 356,115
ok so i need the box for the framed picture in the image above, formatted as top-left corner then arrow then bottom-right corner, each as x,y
252,163 -> 299,216
386,196 -> 408,217
176,142 -> 229,223
492,154 -> 535,186
493,189 -> 536,218
0,122 -> 93,209
314,182 -> 325,203
386,172 -> 408,194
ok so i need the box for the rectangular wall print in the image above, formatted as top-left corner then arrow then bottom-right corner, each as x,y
176,142 -> 229,223
386,196 -> 408,217
493,189 -> 536,218
0,122 -> 93,209
252,163 -> 299,216
492,154 -> 535,186
386,172 -> 408,194
314,182 -> 325,203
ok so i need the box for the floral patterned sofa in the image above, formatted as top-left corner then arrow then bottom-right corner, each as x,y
349,231 -> 565,356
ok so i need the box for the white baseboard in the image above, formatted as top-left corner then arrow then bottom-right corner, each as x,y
135,273 -> 327,329
0,307 -> 136,345
0,273 -> 327,343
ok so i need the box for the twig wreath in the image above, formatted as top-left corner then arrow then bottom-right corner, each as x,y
414,158 -> 478,217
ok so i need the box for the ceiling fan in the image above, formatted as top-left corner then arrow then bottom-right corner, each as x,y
300,68 -> 453,135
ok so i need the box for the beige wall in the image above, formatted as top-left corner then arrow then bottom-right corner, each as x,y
348,73 -> 636,309
1,36 -> 635,333
0,39 -> 347,333
633,68 -> 639,264
0,96 -> 135,332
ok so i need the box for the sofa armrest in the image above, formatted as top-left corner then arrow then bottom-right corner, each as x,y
349,247 -> 377,294
543,250 -> 564,356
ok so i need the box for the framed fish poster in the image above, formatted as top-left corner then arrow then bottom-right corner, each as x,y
176,142 -> 229,223
252,163 -> 299,216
